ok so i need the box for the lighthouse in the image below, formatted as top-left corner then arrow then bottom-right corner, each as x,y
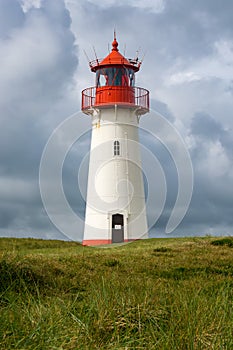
82,34 -> 149,246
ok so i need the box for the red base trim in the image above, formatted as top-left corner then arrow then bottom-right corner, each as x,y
82,239 -> 111,246
82,239 -> 137,246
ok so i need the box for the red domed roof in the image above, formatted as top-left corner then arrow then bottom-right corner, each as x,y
89,35 -> 140,72
99,37 -> 131,66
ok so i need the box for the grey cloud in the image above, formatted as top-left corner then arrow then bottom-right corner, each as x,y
182,112 -> 233,235
0,0 -> 79,239
151,99 -> 175,122
79,0 -> 233,60
191,112 -> 233,158
0,205 -> 19,228
226,80 -> 233,94
0,0 -> 25,38
39,0 -> 72,28
191,112 -> 225,141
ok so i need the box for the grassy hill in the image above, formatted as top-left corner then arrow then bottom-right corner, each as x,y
0,237 -> 233,349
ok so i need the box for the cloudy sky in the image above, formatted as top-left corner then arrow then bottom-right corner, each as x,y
0,0 -> 233,241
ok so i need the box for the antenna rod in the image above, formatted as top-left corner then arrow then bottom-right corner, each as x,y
92,46 -> 99,64
123,44 -> 126,56
135,47 -> 141,60
83,49 -> 91,64
141,51 -> 147,63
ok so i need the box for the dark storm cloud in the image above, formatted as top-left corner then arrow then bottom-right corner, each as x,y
0,0 -> 25,38
0,0 -> 78,238
157,0 -> 233,62
181,112 -> 233,235
76,0 -> 233,61
191,112 -> 233,158
151,99 -> 175,122
191,112 -> 224,140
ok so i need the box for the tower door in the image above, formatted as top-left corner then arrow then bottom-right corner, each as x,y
112,214 -> 124,243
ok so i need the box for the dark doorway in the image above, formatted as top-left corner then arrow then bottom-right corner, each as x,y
112,214 -> 124,243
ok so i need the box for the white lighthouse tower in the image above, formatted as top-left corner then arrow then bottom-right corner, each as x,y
82,34 -> 149,245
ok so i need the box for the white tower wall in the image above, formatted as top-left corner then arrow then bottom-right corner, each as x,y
83,106 -> 148,245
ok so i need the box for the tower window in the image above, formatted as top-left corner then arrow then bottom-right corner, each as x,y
96,67 -> 133,87
114,140 -> 120,156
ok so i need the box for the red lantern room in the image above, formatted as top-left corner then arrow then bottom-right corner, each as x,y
82,34 -> 149,115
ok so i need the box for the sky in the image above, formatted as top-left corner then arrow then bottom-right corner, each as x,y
0,0 -> 233,241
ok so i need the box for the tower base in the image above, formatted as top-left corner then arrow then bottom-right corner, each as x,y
82,238 -> 139,246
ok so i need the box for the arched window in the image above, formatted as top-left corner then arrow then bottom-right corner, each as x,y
114,140 -> 120,156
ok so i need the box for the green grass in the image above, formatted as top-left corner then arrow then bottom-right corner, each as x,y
0,236 -> 233,349
211,237 -> 233,248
